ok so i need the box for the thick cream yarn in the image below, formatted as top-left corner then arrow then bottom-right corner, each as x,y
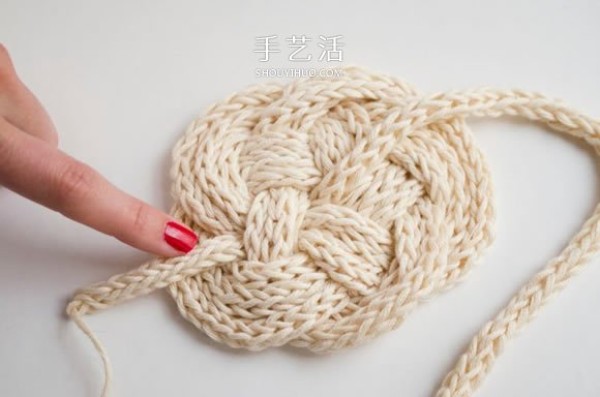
66,67 -> 600,397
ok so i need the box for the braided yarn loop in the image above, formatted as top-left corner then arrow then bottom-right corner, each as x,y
67,67 -> 600,397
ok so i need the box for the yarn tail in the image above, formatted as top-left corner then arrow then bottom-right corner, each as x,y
71,314 -> 113,397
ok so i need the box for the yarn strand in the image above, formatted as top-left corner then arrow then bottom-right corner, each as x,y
71,314 -> 112,397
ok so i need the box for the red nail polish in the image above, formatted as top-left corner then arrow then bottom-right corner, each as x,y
164,221 -> 198,253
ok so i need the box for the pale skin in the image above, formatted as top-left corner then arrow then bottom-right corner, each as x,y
0,44 -> 198,257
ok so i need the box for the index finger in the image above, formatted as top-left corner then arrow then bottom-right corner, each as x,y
0,117 -> 198,257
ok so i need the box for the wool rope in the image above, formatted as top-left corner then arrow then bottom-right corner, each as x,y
66,66 -> 600,397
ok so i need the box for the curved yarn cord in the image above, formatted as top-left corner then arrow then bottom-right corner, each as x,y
66,67 -> 600,397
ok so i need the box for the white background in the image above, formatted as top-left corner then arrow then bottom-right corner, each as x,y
1,1 -> 600,396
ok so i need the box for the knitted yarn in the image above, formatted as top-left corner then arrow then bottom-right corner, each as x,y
66,67 -> 600,397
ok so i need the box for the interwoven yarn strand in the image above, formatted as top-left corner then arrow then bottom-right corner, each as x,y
66,67 -> 600,397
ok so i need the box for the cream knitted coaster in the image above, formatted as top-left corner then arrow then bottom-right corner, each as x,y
67,67 -> 600,397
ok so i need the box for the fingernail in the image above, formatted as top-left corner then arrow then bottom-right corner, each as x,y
163,221 -> 198,253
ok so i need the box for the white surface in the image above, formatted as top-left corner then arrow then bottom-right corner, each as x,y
1,1 -> 600,396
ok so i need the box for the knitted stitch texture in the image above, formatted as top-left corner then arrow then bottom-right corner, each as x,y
66,67 -> 600,397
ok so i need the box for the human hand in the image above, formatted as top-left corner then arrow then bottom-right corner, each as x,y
0,44 -> 198,257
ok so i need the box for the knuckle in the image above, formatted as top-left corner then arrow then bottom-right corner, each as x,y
54,161 -> 97,205
129,200 -> 152,236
